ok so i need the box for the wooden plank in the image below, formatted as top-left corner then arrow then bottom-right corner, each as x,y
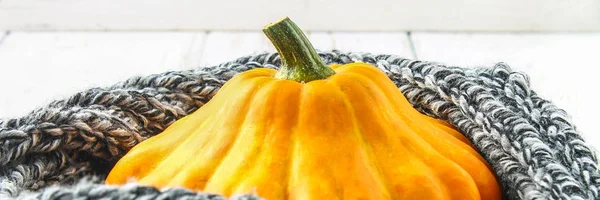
309,32 -> 414,59
411,33 -> 600,150
308,32 -> 334,52
0,0 -> 598,31
198,31 -> 275,66
198,31 -> 413,66
0,31 -> 7,44
330,32 -> 414,59
0,32 -> 206,118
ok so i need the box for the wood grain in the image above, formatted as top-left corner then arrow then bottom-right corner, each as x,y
0,0 -> 598,31
411,32 -> 600,150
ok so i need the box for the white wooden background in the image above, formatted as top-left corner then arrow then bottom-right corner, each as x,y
0,0 -> 599,31
0,31 -> 598,152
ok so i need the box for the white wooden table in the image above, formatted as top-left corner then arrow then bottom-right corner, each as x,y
0,31 -> 598,152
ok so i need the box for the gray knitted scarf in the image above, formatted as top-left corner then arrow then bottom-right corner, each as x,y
0,51 -> 598,200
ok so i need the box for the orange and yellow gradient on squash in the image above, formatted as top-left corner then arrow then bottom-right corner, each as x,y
106,17 -> 502,200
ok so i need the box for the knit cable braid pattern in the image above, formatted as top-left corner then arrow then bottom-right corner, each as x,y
0,51 -> 598,200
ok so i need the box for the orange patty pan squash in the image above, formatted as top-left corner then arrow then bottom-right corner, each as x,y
105,17 -> 502,200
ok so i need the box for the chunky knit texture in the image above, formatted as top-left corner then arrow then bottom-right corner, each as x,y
0,51 -> 598,200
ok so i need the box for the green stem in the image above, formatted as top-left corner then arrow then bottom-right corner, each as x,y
263,17 -> 335,83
